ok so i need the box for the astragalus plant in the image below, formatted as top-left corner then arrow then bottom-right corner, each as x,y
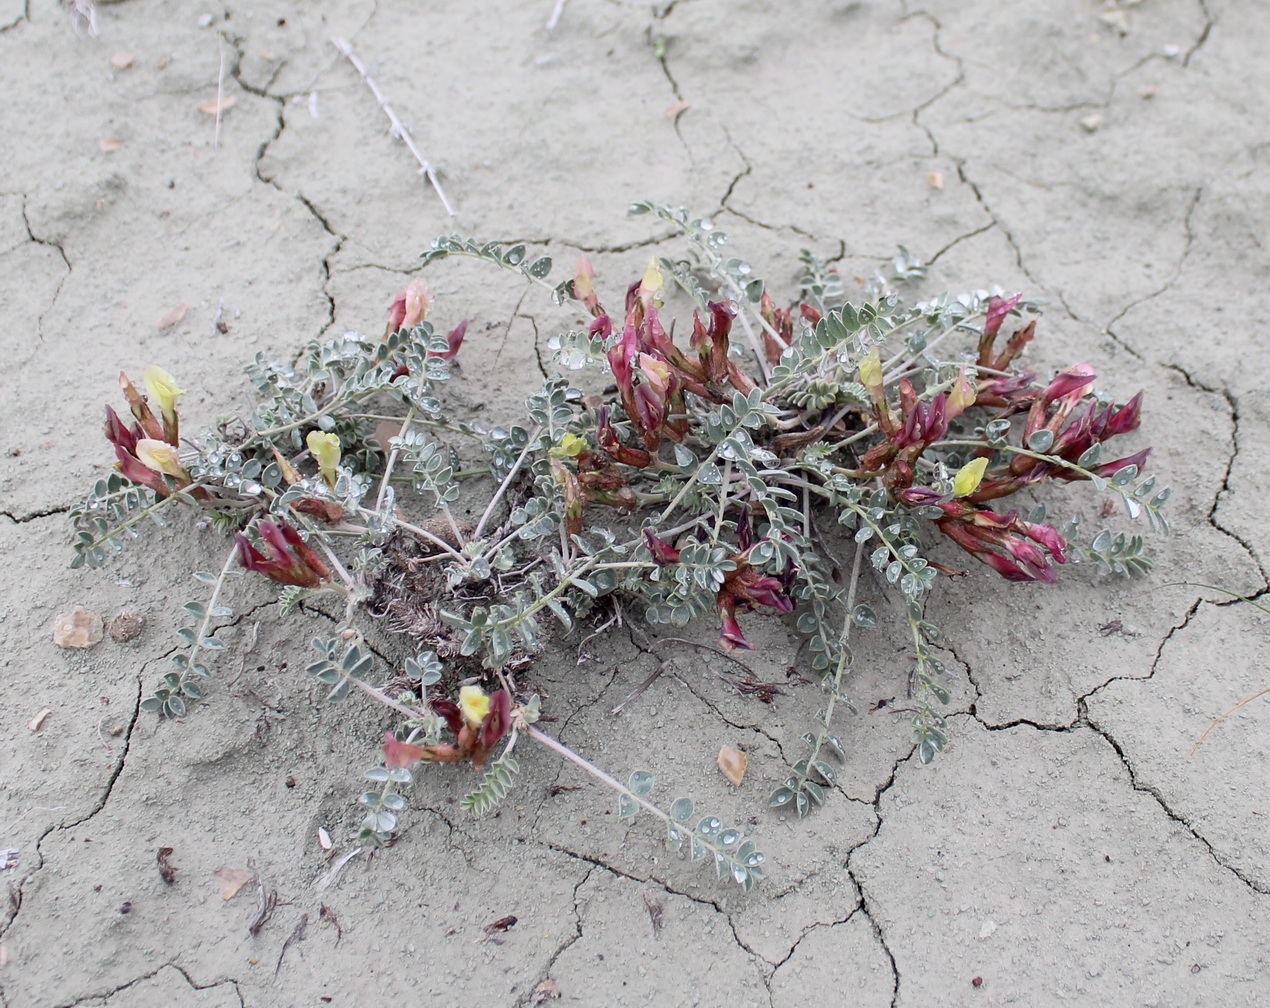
71,202 -> 1167,889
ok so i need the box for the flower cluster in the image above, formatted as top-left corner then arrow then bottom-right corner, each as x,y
580,259 -> 754,461
382,685 -> 511,767
548,432 -> 638,537
104,368 -> 198,497
645,528 -> 794,651
235,520 -> 331,588
385,277 -> 467,360
873,295 -> 1150,582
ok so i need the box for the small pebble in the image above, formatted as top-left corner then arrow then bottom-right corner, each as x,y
53,608 -> 104,649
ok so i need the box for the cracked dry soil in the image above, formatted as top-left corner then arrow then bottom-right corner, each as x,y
1,0 -> 1268,1005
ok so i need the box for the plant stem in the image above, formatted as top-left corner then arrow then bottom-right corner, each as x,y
376,406 -> 414,512
933,439 -> 1106,484
181,542 -> 241,684
525,724 -> 670,824
473,427 -> 540,540
79,485 -> 206,554
355,507 -> 467,563
353,676 -> 427,720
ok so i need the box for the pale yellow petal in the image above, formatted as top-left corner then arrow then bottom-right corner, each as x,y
952,457 -> 989,498
459,685 -> 491,729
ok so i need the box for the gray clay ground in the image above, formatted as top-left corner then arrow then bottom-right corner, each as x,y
1,0 -> 1268,1005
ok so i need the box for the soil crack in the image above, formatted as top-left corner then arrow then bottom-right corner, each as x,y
54,963 -> 244,1008
1,505 -> 70,524
1082,717 -> 1269,896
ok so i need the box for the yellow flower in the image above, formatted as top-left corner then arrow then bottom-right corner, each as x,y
948,364 -> 977,416
858,348 -> 882,389
135,438 -> 189,479
549,433 -> 587,459
638,256 -> 663,301
143,366 -> 186,419
952,457 -> 989,498
306,431 -> 342,489
459,685 -> 491,730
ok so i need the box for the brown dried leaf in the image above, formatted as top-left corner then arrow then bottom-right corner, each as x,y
198,95 -> 237,115
642,889 -> 664,937
213,866 -> 254,900
319,904 -> 343,946
717,745 -> 748,786
483,914 -> 518,935
156,303 -> 188,330
110,52 -> 134,69
53,608 -> 104,649
99,138 -> 124,153
533,978 -> 561,1003
157,847 -> 177,885
27,709 -> 52,732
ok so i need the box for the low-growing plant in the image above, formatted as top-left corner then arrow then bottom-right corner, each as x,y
70,203 -> 1168,888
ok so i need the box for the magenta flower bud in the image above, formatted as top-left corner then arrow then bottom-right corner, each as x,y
1051,401 -> 1099,457
1020,520 -> 1068,562
429,320 -> 467,361
237,521 -> 331,588
923,393 -> 949,443
589,314 -> 613,340
608,324 -> 638,390
595,407 -> 652,467
719,613 -> 752,651
977,370 -> 1036,404
738,574 -> 795,612
1040,364 -> 1096,408
643,529 -> 681,565
703,300 -> 736,379
1102,392 -> 1143,438
1094,447 -> 1151,478
1003,538 -> 1058,583
984,293 -> 1023,341
104,405 -> 138,454
898,486 -> 947,508
980,551 -> 1034,582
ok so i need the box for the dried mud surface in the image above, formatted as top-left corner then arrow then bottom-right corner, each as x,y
1,1 -> 1268,1005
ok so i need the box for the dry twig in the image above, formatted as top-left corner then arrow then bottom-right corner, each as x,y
545,0 -> 569,31
330,36 -> 456,216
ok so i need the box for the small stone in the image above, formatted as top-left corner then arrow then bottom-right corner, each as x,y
1099,9 -> 1129,35
1079,113 -> 1105,132
197,13 -> 214,27
53,608 -> 104,649
717,745 -> 748,786
1138,85 -> 1158,99
108,609 -> 145,643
